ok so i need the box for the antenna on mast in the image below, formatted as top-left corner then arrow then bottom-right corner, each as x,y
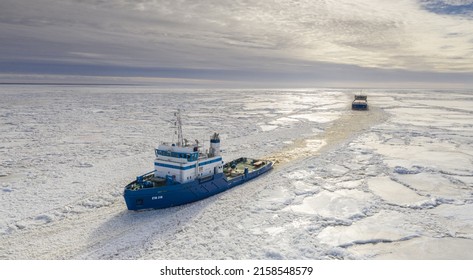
175,109 -> 184,147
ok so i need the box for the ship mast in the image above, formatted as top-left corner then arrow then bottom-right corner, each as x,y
175,109 -> 184,147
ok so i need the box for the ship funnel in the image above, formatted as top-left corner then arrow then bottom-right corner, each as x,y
209,132 -> 220,157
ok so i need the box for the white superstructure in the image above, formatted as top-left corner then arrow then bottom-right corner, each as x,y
153,111 -> 223,184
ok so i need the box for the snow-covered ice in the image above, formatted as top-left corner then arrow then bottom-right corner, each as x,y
0,86 -> 472,259
367,176 -> 429,207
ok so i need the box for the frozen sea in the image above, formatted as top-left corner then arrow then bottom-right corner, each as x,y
0,86 -> 472,260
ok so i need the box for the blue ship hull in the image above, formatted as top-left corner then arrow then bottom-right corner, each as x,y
124,159 -> 273,210
352,103 -> 368,110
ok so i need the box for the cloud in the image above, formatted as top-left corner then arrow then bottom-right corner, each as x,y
0,0 -> 472,86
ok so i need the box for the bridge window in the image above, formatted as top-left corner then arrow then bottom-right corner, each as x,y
156,150 -> 198,161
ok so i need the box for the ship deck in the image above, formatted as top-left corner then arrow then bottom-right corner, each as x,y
223,157 -> 268,178
126,157 -> 270,191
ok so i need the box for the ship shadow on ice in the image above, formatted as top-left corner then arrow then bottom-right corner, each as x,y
85,197 -> 217,259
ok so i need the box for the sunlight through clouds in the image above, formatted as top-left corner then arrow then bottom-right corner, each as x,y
0,0 -> 472,87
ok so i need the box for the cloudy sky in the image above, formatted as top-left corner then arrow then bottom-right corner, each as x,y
1,0 -> 473,88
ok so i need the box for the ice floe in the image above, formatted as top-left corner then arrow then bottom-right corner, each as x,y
0,86 -> 472,260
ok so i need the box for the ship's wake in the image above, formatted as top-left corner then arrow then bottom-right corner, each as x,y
266,106 -> 388,168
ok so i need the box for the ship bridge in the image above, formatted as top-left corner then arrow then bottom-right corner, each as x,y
155,148 -> 199,162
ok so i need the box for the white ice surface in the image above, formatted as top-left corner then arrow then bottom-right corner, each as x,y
367,176 -> 429,207
284,189 -> 373,219
0,87 -> 472,260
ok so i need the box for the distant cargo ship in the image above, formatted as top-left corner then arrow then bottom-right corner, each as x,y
352,94 -> 368,110
123,110 -> 273,210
